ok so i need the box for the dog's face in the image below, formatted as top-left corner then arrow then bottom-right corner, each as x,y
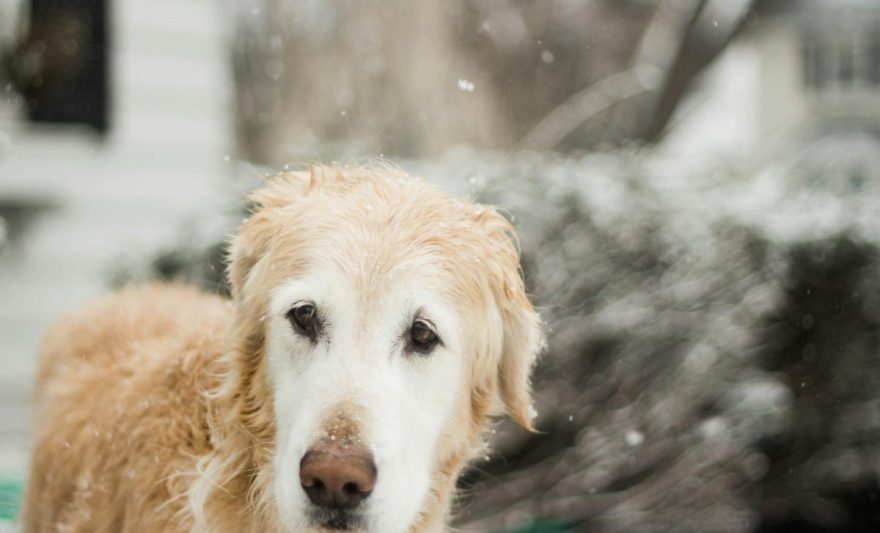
227,168 -> 542,532
266,252 -> 470,532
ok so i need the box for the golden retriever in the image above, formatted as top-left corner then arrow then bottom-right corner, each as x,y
22,165 -> 543,532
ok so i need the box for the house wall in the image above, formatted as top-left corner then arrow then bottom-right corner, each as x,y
753,21 -> 809,143
664,7 -> 880,158
660,38 -> 761,158
0,0 -> 231,468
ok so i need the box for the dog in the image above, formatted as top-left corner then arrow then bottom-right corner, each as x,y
22,165 -> 543,532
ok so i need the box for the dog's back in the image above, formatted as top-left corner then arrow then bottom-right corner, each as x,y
23,283 -> 232,532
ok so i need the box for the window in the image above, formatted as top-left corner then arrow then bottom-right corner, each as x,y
18,0 -> 110,133
802,26 -> 880,91
870,29 -> 880,86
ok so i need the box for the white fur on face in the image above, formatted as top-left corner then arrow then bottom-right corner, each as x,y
265,262 -> 465,533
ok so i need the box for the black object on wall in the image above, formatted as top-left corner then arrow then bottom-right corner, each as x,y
8,0 -> 110,133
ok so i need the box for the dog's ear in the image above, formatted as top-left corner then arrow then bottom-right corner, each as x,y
474,208 -> 544,431
227,172 -> 311,299
228,210 -> 273,301
496,290 -> 543,431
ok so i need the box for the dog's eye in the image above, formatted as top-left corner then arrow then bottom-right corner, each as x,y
287,303 -> 319,341
408,319 -> 439,354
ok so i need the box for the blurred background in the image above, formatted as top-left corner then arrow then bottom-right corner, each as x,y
1,0 -> 879,531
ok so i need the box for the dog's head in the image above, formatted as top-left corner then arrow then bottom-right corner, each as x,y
225,166 -> 542,532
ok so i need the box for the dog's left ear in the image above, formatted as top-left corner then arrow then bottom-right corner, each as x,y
474,208 -> 545,432
496,289 -> 544,431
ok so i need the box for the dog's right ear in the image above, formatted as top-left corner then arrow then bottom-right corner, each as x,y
228,210 -> 273,301
227,172 -> 311,299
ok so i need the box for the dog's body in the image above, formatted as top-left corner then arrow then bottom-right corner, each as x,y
24,284 -> 233,532
23,167 -> 542,532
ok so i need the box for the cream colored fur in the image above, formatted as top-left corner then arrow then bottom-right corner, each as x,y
23,166 -> 543,532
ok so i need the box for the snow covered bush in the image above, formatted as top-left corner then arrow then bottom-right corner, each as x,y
128,135 -> 880,532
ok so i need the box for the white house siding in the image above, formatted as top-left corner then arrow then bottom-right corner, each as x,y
754,22 -> 810,143
662,22 -> 808,159
0,0 -> 232,477
660,42 -> 762,159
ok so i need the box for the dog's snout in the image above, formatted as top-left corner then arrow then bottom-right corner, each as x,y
299,448 -> 377,509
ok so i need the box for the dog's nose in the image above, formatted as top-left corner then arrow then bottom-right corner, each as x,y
299,448 -> 377,509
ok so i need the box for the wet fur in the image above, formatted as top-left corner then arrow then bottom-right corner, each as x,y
23,166 -> 543,532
